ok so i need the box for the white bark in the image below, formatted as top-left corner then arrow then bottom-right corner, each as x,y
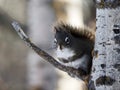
27,0 -> 57,90
91,6 -> 120,90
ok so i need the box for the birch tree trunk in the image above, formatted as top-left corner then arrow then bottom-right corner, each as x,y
27,0 -> 57,90
90,0 -> 120,90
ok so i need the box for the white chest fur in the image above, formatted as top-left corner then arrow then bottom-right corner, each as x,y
56,46 -> 88,69
62,54 -> 89,69
56,47 -> 75,61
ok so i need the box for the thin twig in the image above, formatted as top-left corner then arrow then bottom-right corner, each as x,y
11,21 -> 85,80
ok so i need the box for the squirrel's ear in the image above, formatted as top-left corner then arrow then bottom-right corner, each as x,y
52,23 -> 58,33
52,26 -> 58,34
53,21 -> 67,33
54,25 -> 62,33
54,26 -> 58,32
52,22 -> 59,33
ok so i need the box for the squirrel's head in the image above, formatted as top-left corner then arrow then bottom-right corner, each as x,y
53,23 -> 94,51
54,27 -> 73,50
53,23 -> 94,65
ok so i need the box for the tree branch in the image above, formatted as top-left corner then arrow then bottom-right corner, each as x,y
11,21 -> 85,80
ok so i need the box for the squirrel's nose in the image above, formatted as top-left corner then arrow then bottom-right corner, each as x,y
59,44 -> 63,50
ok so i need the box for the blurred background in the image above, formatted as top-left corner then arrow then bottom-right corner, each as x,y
0,0 -> 95,90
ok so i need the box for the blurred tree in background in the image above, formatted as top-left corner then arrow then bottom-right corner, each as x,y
0,0 -> 95,90
0,0 -> 27,90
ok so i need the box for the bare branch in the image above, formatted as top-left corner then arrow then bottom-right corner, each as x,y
11,21 -> 85,80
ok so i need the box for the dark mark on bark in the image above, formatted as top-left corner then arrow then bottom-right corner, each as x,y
96,76 -> 115,86
113,29 -> 120,34
99,53 -> 106,56
92,67 -> 96,72
96,0 -> 120,8
113,48 -> 120,53
102,16 -> 105,18
99,42 -> 106,46
114,25 -> 120,28
101,26 -> 104,28
93,50 -> 98,58
114,64 -> 120,72
101,64 -> 106,69
103,44 -> 105,47
114,35 -> 120,44
88,80 -> 95,90
90,76 -> 92,79
96,27 -> 97,30
105,43 -> 111,45
98,15 -> 100,17
109,15 -> 112,17
104,24 -> 106,26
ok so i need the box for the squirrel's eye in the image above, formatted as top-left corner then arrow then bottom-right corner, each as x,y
65,37 -> 70,44
54,38 -> 57,43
